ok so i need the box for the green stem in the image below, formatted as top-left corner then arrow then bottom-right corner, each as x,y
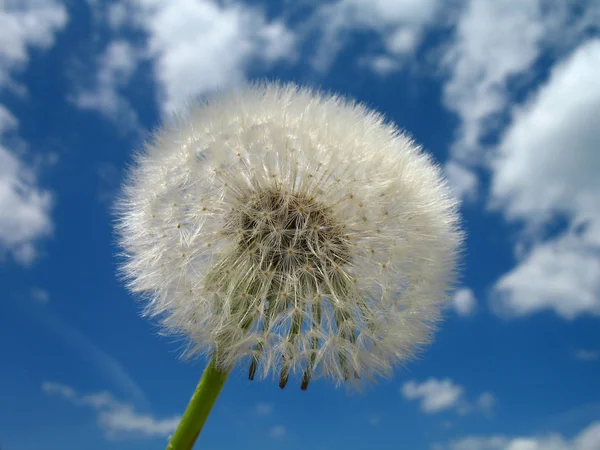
167,357 -> 230,450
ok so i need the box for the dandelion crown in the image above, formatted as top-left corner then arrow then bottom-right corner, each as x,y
117,83 -> 462,390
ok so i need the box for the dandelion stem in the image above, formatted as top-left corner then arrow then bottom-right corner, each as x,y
166,357 -> 229,450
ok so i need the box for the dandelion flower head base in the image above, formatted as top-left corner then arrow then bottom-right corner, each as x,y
217,186 -> 353,388
116,83 -> 462,389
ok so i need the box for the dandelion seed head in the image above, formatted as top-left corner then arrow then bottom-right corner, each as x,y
116,82 -> 462,389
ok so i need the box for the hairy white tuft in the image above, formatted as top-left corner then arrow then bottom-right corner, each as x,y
116,82 -> 462,389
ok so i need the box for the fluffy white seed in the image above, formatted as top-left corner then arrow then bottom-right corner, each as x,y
116,82 -> 462,389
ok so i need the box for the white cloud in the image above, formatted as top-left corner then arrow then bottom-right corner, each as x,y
312,0 -> 441,71
0,104 -> 18,132
45,310 -> 149,407
575,350 -> 599,361
492,235 -> 600,319
402,378 -> 465,413
127,0 -> 296,114
402,379 -> 495,415
491,39 -> 600,225
0,0 -> 68,90
0,2 -> 66,266
0,108 -> 53,266
440,421 -> 600,450
269,425 -> 286,439
255,402 -> 273,415
30,287 -> 49,303
107,2 -> 129,29
476,392 -> 496,413
98,406 -> 180,438
42,381 -> 77,399
368,413 -> 382,425
452,287 -> 477,316
42,381 -> 180,439
445,162 -> 478,203
71,40 -> 141,127
490,40 -> 600,320
362,54 -> 401,76
439,1 -> 599,204
96,162 -> 120,204
78,0 -> 296,118
440,0 -> 566,160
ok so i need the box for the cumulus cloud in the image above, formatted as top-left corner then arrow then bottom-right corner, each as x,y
452,287 -> 477,316
402,378 -> 464,413
440,0 -> 574,161
437,0 -> 599,205
42,381 -> 180,439
402,379 -> 495,415
80,0 -> 296,118
438,421 -> 600,450
0,0 -> 68,90
490,40 -> 600,320
491,39 -> 600,225
312,0 -> 442,71
0,105 -> 18,133
0,107 -> 53,266
0,1 -> 68,266
492,235 -> 600,319
436,0 -> 600,209
133,0 -> 296,114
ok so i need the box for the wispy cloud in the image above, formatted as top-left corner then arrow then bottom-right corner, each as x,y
475,392 -> 496,413
575,349 -> 599,361
310,0 -> 443,72
445,162 -> 479,204
269,425 -> 287,439
42,381 -> 180,439
29,287 -> 50,303
255,402 -> 273,416
70,39 -> 142,131
368,413 -> 382,425
0,0 -> 68,92
15,298 -> 149,408
96,162 -> 121,205
79,0 -> 296,118
457,392 -> 497,417
437,420 -> 600,450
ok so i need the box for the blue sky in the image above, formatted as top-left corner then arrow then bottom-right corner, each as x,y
1,1 -> 599,449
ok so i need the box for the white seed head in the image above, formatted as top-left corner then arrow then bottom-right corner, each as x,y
115,82 -> 463,389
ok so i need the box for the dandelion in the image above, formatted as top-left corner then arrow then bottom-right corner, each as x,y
115,82 -> 462,448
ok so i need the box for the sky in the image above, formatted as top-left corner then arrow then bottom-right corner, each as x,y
1,0 -> 599,449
